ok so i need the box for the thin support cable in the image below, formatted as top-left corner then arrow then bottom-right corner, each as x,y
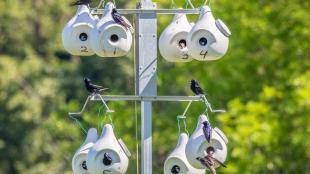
177,115 -> 189,136
69,96 -> 91,116
69,114 -> 87,135
95,0 -> 105,9
176,101 -> 193,136
203,0 -> 209,6
96,94 -> 113,112
134,100 -> 140,174
202,95 -> 226,113
133,14 -> 140,174
186,0 -> 195,9
182,100 -> 193,116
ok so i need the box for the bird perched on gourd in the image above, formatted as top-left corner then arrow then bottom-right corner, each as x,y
196,150 -> 227,174
111,8 -> 134,33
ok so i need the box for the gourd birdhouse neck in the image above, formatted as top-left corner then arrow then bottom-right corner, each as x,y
103,2 -> 115,17
77,5 -> 90,15
176,133 -> 188,149
199,6 -> 215,21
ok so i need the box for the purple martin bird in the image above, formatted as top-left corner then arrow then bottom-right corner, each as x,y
196,151 -> 226,174
202,120 -> 212,143
171,165 -> 181,174
111,8 -> 134,33
102,153 -> 113,166
196,156 -> 217,174
190,79 -> 205,96
70,0 -> 92,6
84,78 -> 108,94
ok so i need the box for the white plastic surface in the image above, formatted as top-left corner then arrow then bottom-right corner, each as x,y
159,13 -> 194,62
62,5 -> 98,56
90,2 -> 133,57
185,115 -> 228,169
72,128 -> 99,174
187,6 -> 230,61
164,133 -> 205,174
87,124 -> 129,174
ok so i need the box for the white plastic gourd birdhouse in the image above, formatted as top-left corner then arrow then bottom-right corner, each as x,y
87,124 -> 129,174
187,6 -> 231,61
62,5 -> 98,56
185,115 -> 228,169
164,133 -> 205,174
72,128 -> 99,174
90,2 -> 133,57
159,13 -> 194,62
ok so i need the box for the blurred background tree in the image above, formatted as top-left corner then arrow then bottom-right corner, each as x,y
0,0 -> 309,174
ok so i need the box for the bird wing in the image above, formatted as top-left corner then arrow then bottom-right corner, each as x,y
208,156 -> 227,168
203,122 -> 212,143
89,83 -> 104,89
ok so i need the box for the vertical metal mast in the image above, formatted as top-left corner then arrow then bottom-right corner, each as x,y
135,0 -> 157,173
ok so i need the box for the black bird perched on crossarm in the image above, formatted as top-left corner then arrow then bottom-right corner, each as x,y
190,79 -> 205,96
70,0 -> 92,6
111,8 -> 134,33
84,78 -> 108,94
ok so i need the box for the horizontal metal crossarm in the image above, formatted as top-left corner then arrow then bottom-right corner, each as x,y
91,8 -> 200,15
90,95 -> 203,101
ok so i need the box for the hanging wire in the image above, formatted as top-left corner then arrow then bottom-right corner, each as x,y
95,0 -> 105,9
97,105 -> 105,130
202,95 -> 226,113
112,0 -> 117,8
186,0 -> 195,9
177,115 -> 190,136
170,0 -> 177,9
134,100 -> 140,174
132,13 -> 140,174
176,101 -> 193,136
69,115 -> 87,135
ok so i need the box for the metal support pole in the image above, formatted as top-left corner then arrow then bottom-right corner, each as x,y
135,0 -> 157,173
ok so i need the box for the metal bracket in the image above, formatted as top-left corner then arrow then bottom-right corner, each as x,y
90,95 -> 203,101
91,8 -> 200,15
68,94 -> 114,117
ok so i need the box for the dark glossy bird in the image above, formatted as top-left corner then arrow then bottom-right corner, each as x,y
102,153 -> 113,166
190,80 -> 205,96
84,78 -> 108,94
202,120 -> 212,143
70,0 -> 92,6
111,8 -> 134,33
171,165 -> 181,174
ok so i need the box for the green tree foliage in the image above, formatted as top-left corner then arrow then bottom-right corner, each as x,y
0,0 -> 309,174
